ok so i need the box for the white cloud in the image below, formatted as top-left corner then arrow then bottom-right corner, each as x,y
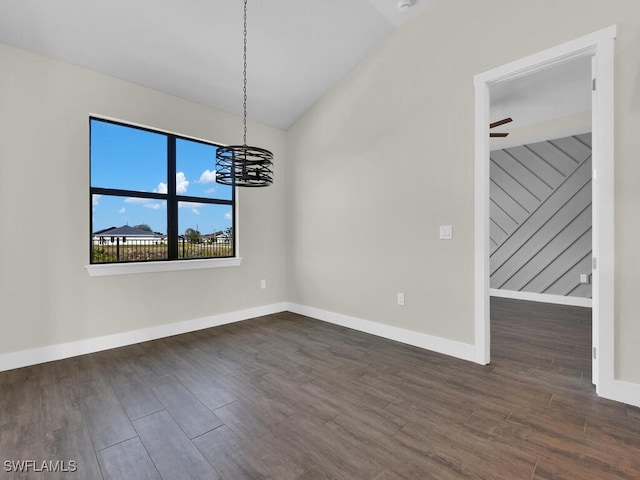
198,169 -> 217,184
92,194 -> 101,206
125,197 -> 152,204
191,209 -> 200,215
177,172 -> 189,194
153,172 -> 189,194
144,203 -> 162,210
224,211 -> 232,220
118,207 -> 126,214
205,187 -> 217,194
179,201 -> 206,209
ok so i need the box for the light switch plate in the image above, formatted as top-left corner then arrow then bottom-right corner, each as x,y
439,225 -> 452,240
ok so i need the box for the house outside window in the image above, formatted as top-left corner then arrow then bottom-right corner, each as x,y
90,117 -> 235,264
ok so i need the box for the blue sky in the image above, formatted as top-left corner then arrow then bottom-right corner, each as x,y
91,120 -> 233,235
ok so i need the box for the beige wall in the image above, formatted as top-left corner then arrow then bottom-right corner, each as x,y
286,0 -> 640,383
2,0 -> 640,388
0,43 -> 288,354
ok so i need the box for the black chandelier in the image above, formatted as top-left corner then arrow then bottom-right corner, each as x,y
216,0 -> 274,187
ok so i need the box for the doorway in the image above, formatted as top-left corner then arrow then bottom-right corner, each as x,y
473,26 -> 616,397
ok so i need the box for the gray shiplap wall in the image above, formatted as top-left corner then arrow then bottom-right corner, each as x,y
490,133 -> 592,299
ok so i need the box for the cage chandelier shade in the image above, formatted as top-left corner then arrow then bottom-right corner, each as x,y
215,144 -> 274,187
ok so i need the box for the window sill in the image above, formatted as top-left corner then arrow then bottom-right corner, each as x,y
85,257 -> 242,277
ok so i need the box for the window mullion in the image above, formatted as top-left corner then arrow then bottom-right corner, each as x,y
167,136 -> 179,259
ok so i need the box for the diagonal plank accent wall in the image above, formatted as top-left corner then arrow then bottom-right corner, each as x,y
490,133 -> 592,299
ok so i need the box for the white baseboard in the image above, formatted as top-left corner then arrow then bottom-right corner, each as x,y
1,300 -> 638,408
490,288 -> 592,308
286,303 -> 477,363
599,379 -> 640,410
0,303 -> 288,373
0,301 -> 476,373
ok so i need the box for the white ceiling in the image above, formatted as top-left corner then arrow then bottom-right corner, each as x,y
490,56 -> 592,132
0,0 -> 591,132
0,0 -> 443,130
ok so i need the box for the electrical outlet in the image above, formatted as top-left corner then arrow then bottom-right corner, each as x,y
439,225 -> 452,240
579,274 -> 590,284
397,293 -> 405,306
260,279 -> 267,289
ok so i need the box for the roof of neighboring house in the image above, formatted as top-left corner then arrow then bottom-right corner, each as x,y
93,225 -> 165,237
202,231 -> 224,239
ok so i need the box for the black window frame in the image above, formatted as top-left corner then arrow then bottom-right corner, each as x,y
89,117 -> 236,264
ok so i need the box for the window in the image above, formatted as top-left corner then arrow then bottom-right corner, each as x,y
90,117 -> 235,264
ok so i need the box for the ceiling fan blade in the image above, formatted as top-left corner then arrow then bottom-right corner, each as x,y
490,132 -> 509,138
489,117 -> 513,129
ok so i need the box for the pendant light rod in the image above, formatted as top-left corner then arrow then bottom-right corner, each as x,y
242,0 -> 247,145
215,0 -> 274,187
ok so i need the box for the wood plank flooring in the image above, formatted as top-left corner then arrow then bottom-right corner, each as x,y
1,298 -> 639,479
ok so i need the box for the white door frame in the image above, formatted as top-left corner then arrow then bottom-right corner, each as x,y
473,26 -> 616,396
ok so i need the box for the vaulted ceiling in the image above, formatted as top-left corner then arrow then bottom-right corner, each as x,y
0,0 -> 444,129
0,0 -> 590,131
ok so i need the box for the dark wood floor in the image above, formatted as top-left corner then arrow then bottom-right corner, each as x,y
1,298 -> 639,479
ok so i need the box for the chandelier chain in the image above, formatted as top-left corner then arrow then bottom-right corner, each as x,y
214,0 -> 273,187
243,0 -> 248,146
